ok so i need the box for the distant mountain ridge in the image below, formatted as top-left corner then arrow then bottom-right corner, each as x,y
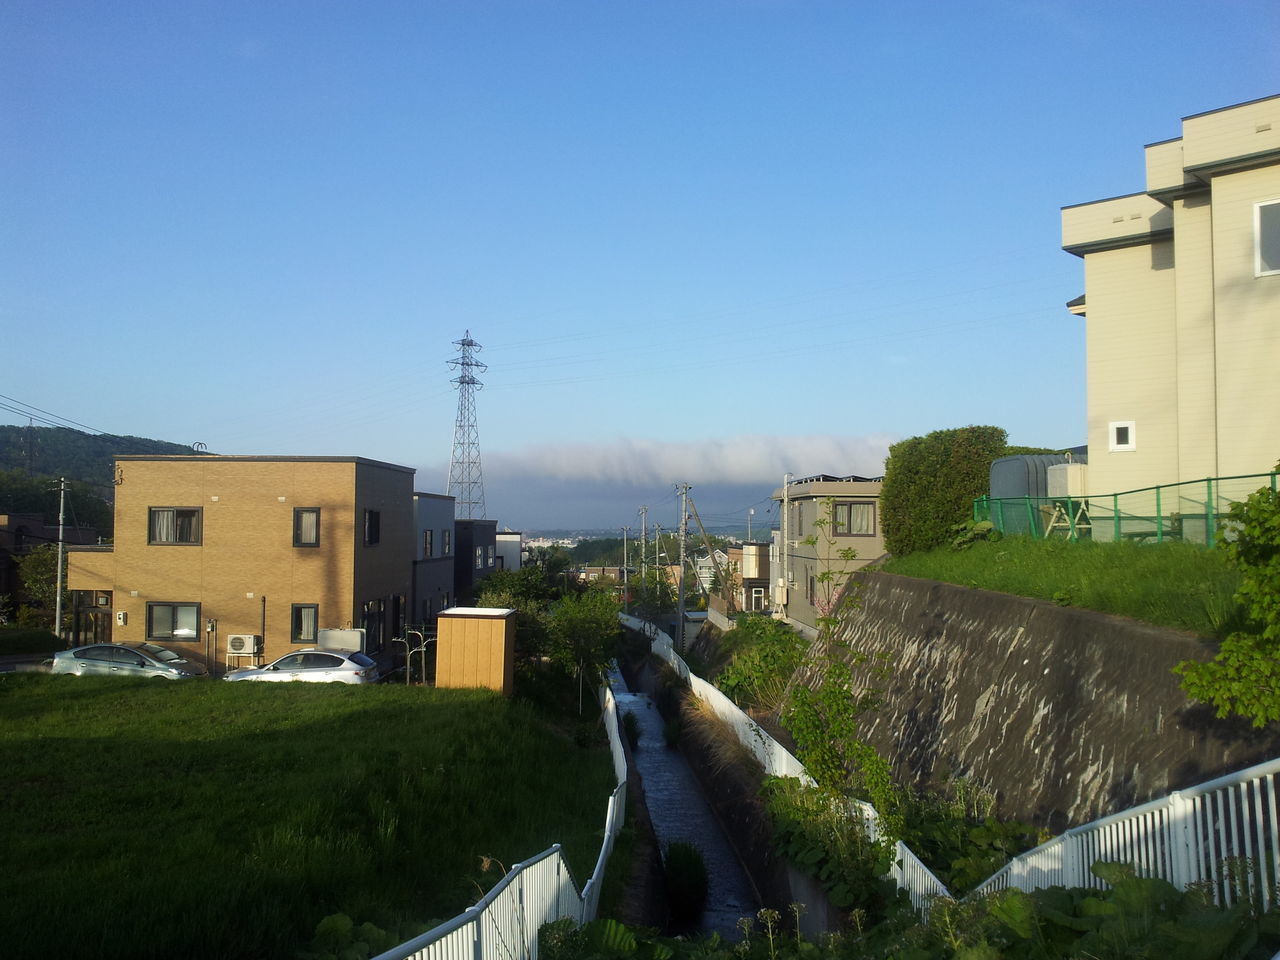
0,425 -> 198,492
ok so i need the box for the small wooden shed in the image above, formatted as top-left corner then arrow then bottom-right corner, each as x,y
435,606 -> 516,696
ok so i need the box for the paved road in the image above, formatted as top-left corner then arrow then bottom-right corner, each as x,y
0,653 -> 51,673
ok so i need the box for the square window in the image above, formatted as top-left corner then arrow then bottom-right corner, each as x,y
1109,420 -> 1137,452
147,602 -> 200,641
292,604 -> 318,643
364,509 -> 381,545
833,501 -> 876,536
1257,199 -> 1280,277
294,508 -> 320,547
148,507 -> 201,545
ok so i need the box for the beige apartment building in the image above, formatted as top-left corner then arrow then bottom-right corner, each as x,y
67,456 -> 414,671
771,474 -> 886,637
1062,95 -> 1280,501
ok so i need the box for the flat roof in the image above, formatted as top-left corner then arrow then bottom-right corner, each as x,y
113,454 -> 416,473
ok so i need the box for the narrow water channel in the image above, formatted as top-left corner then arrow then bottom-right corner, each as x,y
611,674 -> 757,939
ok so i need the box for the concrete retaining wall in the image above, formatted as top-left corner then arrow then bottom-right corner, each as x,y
812,572 -> 1280,830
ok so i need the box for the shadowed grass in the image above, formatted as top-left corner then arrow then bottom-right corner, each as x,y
0,675 -> 616,960
879,536 -> 1243,637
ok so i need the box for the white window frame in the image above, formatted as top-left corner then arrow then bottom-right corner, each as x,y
1108,420 -> 1137,453
1257,198 -> 1280,277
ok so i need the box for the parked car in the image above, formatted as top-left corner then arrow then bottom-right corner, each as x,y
223,649 -> 380,684
50,643 -> 209,679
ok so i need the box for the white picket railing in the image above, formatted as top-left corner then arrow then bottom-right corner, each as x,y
971,757 -> 1280,909
371,682 -> 628,960
626,613 -> 1280,915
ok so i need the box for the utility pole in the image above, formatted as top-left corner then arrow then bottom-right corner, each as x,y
638,506 -> 648,580
620,526 -> 630,612
652,522 -> 663,609
54,477 -> 67,645
779,473 -> 792,620
676,483 -> 690,652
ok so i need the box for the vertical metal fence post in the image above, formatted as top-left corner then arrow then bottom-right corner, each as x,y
1206,478 -> 1216,548
1156,485 -> 1162,543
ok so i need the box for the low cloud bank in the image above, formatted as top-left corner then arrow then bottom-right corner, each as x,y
418,433 -> 895,530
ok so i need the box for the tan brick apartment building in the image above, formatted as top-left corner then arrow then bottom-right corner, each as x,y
67,456 -> 414,672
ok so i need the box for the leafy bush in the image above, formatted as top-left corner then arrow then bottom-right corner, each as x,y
0,626 -> 59,655
880,426 -> 1010,556
662,841 -> 709,927
1178,464 -> 1280,726
622,710 -> 641,750
714,615 -> 807,711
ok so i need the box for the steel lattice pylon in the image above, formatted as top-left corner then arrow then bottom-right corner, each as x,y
446,330 -> 487,519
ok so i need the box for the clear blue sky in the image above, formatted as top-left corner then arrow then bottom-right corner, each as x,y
3,1 -> 1277,530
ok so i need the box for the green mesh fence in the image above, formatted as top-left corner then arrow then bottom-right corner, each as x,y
973,472 -> 1280,546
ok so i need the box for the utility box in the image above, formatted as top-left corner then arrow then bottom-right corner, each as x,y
436,607 -> 516,696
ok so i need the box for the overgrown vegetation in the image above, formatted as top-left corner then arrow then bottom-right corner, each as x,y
663,841 -> 709,928
1177,464 -> 1280,727
880,536 -> 1241,637
715,615 -> 807,712
540,858 -> 1280,959
879,426 -> 1018,556
0,625 -> 59,654
0,674 -> 617,960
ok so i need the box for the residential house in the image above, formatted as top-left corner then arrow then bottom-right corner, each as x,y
495,531 -> 523,571
1,511 -> 98,604
1062,95 -> 1280,507
771,474 -> 886,638
453,518 -> 498,603
727,542 -> 771,614
412,492 -> 455,628
66,456 -> 414,671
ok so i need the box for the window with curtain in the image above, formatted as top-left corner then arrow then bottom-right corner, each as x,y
292,604 -> 318,643
294,508 -> 320,547
148,508 -> 201,544
833,501 -> 876,536
147,602 -> 200,641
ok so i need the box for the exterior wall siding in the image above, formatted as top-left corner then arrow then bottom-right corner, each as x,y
67,456 -> 415,670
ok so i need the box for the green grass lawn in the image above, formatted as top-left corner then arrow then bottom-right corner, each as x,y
879,536 -> 1243,637
0,674 -> 617,960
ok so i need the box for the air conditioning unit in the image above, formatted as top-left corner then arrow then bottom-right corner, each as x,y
227,634 -> 262,654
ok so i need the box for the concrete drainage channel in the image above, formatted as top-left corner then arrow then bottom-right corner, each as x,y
610,672 -> 757,938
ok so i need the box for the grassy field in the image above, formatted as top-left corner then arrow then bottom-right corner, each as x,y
0,673 -> 617,960
879,536 -> 1242,637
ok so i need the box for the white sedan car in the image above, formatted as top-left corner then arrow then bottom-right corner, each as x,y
224,649 -> 380,684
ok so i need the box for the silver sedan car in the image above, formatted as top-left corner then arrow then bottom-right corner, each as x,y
223,649 -> 380,684
50,642 -> 209,679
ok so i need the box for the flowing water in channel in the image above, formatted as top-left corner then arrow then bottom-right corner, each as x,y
611,674 -> 758,939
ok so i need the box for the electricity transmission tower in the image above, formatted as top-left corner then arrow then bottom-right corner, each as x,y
446,330 -> 487,519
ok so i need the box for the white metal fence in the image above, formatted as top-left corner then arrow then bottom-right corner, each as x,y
626,613 -> 1280,915
371,682 -> 629,960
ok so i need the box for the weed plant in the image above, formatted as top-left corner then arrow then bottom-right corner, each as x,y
880,536 -> 1242,637
662,841 -> 709,928
715,615 -> 807,712
0,674 -> 617,960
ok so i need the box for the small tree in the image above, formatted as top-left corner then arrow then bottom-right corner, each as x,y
14,543 -> 65,631
550,587 -> 622,713
1176,463 -> 1280,727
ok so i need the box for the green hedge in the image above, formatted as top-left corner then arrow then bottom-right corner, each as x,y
881,425 -> 1009,556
